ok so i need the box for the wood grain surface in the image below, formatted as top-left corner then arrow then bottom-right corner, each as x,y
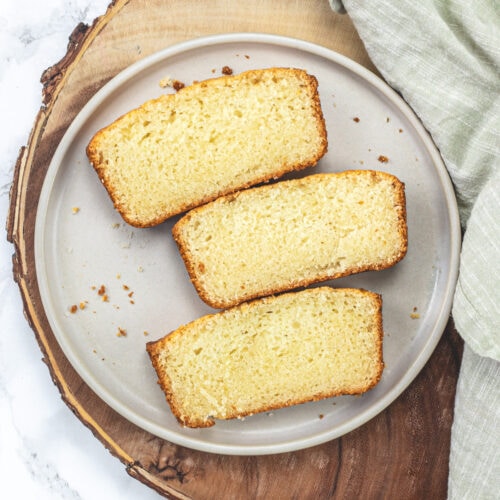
7,1 -> 463,498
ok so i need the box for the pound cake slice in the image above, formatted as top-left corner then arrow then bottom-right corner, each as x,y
146,287 -> 384,428
86,67 -> 327,227
173,170 -> 407,309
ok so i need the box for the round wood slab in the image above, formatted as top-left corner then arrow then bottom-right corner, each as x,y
7,1 -> 463,498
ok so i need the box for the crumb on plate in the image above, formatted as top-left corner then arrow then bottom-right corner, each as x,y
116,327 -> 127,337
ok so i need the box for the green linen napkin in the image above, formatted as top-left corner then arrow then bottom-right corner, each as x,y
329,1 -> 499,498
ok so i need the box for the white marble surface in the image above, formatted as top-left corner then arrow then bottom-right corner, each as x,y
0,1 -> 162,498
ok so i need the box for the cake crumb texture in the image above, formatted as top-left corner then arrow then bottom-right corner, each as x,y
173,170 -> 407,308
146,287 -> 384,428
86,67 -> 327,227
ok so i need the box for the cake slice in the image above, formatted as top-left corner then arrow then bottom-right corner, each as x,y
146,287 -> 384,428
173,170 -> 407,309
86,67 -> 327,227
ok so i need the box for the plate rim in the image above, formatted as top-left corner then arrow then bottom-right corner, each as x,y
34,32 -> 461,455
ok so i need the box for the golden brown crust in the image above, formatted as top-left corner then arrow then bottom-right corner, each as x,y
146,336 -> 217,428
86,67 -> 328,227
146,287 -> 384,428
173,170 -> 407,309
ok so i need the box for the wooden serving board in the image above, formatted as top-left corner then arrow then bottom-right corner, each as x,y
7,1 -> 463,498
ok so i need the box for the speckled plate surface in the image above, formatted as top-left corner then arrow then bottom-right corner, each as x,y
35,33 -> 460,455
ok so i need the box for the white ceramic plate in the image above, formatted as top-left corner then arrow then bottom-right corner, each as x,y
35,33 -> 460,455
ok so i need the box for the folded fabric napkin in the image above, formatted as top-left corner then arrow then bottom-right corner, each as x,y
329,1 -> 499,497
